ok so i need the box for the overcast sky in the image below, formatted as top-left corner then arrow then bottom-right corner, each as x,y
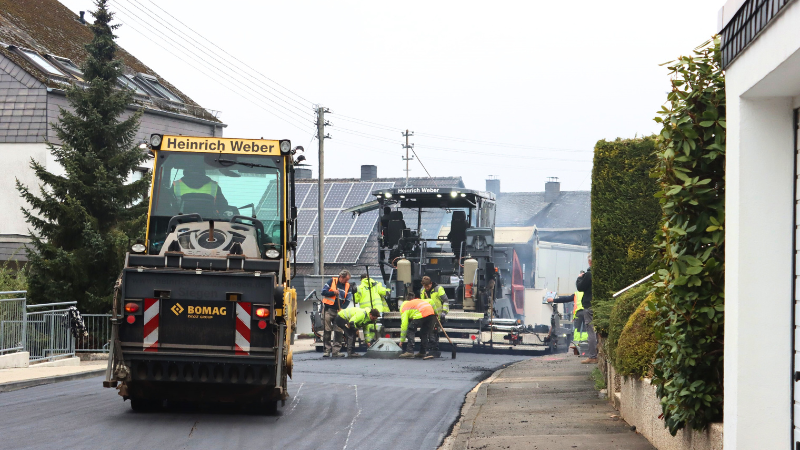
60,0 -> 725,193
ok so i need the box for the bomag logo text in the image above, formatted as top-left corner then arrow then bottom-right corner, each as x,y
187,305 -> 227,319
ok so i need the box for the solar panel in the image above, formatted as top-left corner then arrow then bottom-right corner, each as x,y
336,236 -> 369,263
324,183 -> 351,209
294,183 -> 312,207
372,182 -> 395,191
295,237 -> 314,263
296,210 -> 316,235
301,184 -> 318,208
343,182 -> 373,207
309,209 -> 339,236
350,210 -> 379,235
323,236 -> 346,263
329,210 -> 356,235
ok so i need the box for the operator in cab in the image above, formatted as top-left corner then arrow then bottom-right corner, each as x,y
172,166 -> 230,212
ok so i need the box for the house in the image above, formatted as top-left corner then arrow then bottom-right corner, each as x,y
0,0 -> 225,264
717,0 -> 800,447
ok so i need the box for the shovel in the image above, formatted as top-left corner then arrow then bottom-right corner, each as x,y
435,314 -> 456,360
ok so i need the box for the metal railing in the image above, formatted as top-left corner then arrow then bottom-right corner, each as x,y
75,314 -> 112,353
0,291 -> 26,355
26,302 -> 77,363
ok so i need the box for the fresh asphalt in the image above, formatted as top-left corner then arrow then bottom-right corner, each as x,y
0,351 -> 536,450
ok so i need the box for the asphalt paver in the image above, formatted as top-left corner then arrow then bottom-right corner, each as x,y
448,354 -> 654,450
0,351 -> 531,450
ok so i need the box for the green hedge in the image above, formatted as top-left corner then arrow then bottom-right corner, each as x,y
604,284 -> 649,368
591,137 -> 661,336
616,294 -> 658,378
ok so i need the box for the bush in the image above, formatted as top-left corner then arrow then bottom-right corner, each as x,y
651,37 -> 725,435
591,137 -> 661,336
0,261 -> 27,296
616,295 -> 658,378
604,284 -> 649,368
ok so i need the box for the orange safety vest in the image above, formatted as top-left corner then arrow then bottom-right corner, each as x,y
322,276 -> 350,306
400,299 -> 435,317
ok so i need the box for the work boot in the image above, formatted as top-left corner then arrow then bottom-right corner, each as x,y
423,354 -> 435,360
348,352 -> 362,358
398,352 -> 415,358
323,351 -> 331,358
414,352 -> 426,359
581,358 -> 598,364
332,352 -> 345,358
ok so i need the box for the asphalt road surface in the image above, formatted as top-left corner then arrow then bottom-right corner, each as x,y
0,351 -> 534,450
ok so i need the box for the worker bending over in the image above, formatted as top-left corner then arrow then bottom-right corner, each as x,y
398,299 -> 436,360
420,276 -> 449,357
354,275 -> 390,342
336,308 -> 380,358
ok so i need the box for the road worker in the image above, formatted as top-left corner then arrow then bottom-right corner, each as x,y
354,274 -> 390,343
398,298 -> 436,360
336,308 -> 380,358
546,290 -> 587,354
420,276 -> 449,357
321,270 -> 358,358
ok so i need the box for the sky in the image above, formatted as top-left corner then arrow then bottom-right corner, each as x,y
60,0 -> 726,193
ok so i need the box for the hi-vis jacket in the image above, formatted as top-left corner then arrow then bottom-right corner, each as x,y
322,276 -> 352,308
337,308 -> 372,328
399,299 -> 435,343
173,179 -> 219,198
420,284 -> 449,316
354,277 -> 389,312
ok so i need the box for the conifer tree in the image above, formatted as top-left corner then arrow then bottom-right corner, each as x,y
16,0 -> 149,312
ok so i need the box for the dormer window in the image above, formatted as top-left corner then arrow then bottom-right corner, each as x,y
15,47 -> 66,76
134,73 -> 182,103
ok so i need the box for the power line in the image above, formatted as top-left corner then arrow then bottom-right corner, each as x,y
116,1 -> 315,126
112,12 -> 314,134
139,0 -> 315,109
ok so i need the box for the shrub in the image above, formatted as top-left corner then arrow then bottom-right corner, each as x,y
591,137 -> 661,336
616,294 -> 658,378
0,261 -> 27,297
651,37 -> 725,435
604,284 -> 649,368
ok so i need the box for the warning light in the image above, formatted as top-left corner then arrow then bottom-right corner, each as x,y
258,320 -> 267,329
255,307 -> 270,318
385,334 -> 391,338
124,302 -> 139,313
126,315 -> 135,324
470,335 -> 477,340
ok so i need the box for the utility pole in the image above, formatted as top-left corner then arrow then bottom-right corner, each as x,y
316,106 -> 331,276
402,129 -> 414,186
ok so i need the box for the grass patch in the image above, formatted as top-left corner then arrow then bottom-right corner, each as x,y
591,367 -> 606,390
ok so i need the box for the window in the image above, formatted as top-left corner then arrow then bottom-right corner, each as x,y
135,73 -> 182,103
49,56 -> 82,75
17,48 -> 66,76
117,74 -> 148,96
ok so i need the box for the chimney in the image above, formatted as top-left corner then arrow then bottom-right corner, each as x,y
486,175 -> 500,196
545,177 -> 560,203
295,168 -> 312,179
79,11 -> 85,24
361,164 -> 377,181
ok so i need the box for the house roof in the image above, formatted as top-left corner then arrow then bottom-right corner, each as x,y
0,0 -> 221,123
495,191 -> 590,229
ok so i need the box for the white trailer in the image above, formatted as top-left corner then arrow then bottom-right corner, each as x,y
534,241 -> 591,296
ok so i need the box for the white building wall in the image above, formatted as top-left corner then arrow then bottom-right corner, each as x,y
724,1 -> 800,447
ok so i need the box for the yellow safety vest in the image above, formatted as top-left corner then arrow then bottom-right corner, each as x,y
173,179 -> 219,198
421,285 -> 449,315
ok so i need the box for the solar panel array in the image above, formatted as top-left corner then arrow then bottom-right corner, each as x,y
294,181 -> 394,264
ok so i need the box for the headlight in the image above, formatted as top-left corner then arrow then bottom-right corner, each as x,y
131,243 -> 146,253
385,192 -> 392,198
265,249 -> 280,259
280,140 -> 291,154
450,191 -> 458,198
149,134 -> 162,147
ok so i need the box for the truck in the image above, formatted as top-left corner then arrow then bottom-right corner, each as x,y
103,134 -> 300,412
345,187 -> 570,353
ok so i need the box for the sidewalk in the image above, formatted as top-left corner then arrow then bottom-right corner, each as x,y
0,359 -> 107,393
443,353 -> 655,450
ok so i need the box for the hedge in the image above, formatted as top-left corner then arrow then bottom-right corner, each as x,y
616,294 -> 658,378
590,137 -> 661,336
604,284 -> 649,369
